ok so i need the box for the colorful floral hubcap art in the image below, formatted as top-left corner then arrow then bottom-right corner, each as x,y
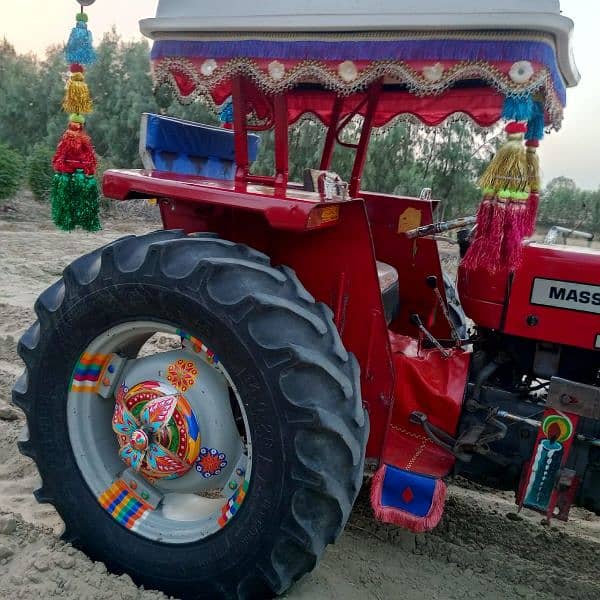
167,359 -> 199,393
195,447 -> 228,478
112,381 -> 201,480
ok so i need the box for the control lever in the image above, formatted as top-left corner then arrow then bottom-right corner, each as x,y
426,275 -> 462,345
409,313 -> 451,358
409,411 -> 471,461
405,215 -> 477,240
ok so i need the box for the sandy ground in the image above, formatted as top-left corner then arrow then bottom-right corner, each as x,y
0,192 -> 598,599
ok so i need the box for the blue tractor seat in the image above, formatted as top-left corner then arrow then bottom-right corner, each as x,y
139,113 -> 261,180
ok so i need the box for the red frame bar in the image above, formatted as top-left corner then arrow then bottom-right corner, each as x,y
273,93 -> 289,191
349,80 -> 382,197
232,76 -> 249,184
320,95 -> 344,170
232,75 -> 383,198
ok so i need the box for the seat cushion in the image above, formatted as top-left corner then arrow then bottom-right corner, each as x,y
377,261 -> 400,325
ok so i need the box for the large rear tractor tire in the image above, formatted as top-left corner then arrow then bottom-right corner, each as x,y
13,230 -> 368,599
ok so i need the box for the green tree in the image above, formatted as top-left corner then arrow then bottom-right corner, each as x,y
0,143 -> 23,200
27,143 -> 55,201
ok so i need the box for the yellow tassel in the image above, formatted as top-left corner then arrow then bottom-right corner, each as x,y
525,142 -> 541,193
62,72 -> 93,114
479,130 -> 528,194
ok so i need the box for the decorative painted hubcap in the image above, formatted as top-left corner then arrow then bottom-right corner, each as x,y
130,429 -> 149,451
112,380 -> 201,481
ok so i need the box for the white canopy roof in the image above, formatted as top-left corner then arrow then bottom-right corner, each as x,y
140,0 -> 578,86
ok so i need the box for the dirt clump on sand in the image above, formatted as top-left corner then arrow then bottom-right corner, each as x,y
0,192 -> 598,599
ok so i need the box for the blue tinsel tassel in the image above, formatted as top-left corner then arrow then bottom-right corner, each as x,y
219,98 -> 234,125
526,101 -> 545,141
66,22 -> 96,66
502,95 -> 534,122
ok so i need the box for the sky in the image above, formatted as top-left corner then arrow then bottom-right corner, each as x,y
1,0 -> 599,189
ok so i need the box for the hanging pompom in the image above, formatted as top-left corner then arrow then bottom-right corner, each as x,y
479,122 -> 528,194
525,100 -> 545,141
525,139 -> 541,193
51,172 -> 76,231
65,12 -> 96,65
499,190 -> 530,267
50,8 -> 101,233
52,121 -> 97,175
463,122 -> 531,273
63,72 -> 93,114
522,139 -> 541,236
461,195 -> 505,271
219,97 -> 234,129
51,170 -> 101,232
72,170 -> 101,232
501,95 -> 534,122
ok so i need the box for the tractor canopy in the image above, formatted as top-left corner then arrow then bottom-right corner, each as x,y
140,0 -> 579,132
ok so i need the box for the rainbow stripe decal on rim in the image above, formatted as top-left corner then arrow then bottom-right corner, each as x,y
218,480 -> 249,528
71,353 -> 110,393
177,329 -> 219,366
98,480 -> 152,531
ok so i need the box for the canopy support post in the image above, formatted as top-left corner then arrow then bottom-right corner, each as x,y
232,75 -> 249,184
273,93 -> 289,192
349,80 -> 382,197
320,95 -> 344,170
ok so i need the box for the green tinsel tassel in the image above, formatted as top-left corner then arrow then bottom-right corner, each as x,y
51,173 -> 76,231
51,170 -> 101,232
72,170 -> 101,232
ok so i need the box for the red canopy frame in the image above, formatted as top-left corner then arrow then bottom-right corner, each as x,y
229,75 -> 505,198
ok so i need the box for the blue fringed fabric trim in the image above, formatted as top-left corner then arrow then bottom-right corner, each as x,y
151,37 -> 566,105
502,95 -> 534,122
526,100 -> 546,140
66,22 -> 96,65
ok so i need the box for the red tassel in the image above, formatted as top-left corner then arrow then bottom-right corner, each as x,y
461,199 -> 493,271
52,122 -> 97,175
523,192 -> 540,237
500,200 -> 528,268
370,465 -> 446,533
462,198 -> 507,273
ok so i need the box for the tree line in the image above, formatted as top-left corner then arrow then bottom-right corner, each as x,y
0,32 -> 598,232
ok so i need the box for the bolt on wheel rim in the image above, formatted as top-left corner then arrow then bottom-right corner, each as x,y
67,321 -> 252,543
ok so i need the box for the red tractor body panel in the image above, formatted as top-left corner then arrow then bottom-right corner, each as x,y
103,168 -> 464,462
383,335 -> 469,477
458,243 -> 600,352
457,264 -> 507,330
504,244 -> 600,351
103,169 -> 328,231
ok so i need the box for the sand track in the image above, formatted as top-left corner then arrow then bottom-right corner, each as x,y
0,192 -> 597,599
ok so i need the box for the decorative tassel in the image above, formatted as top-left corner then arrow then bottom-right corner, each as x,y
50,9 -> 101,232
72,170 -> 101,232
51,170 -> 100,232
461,194 -> 506,271
522,139 -> 541,237
51,172 -> 76,232
463,121 -> 531,273
525,139 -> 541,192
526,100 -> 546,141
63,72 -> 93,114
479,122 -> 528,194
502,95 -> 534,122
65,12 -> 96,66
52,121 -> 97,175
219,97 -> 234,129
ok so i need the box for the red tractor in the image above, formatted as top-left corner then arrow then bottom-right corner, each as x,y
14,1 -> 599,599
